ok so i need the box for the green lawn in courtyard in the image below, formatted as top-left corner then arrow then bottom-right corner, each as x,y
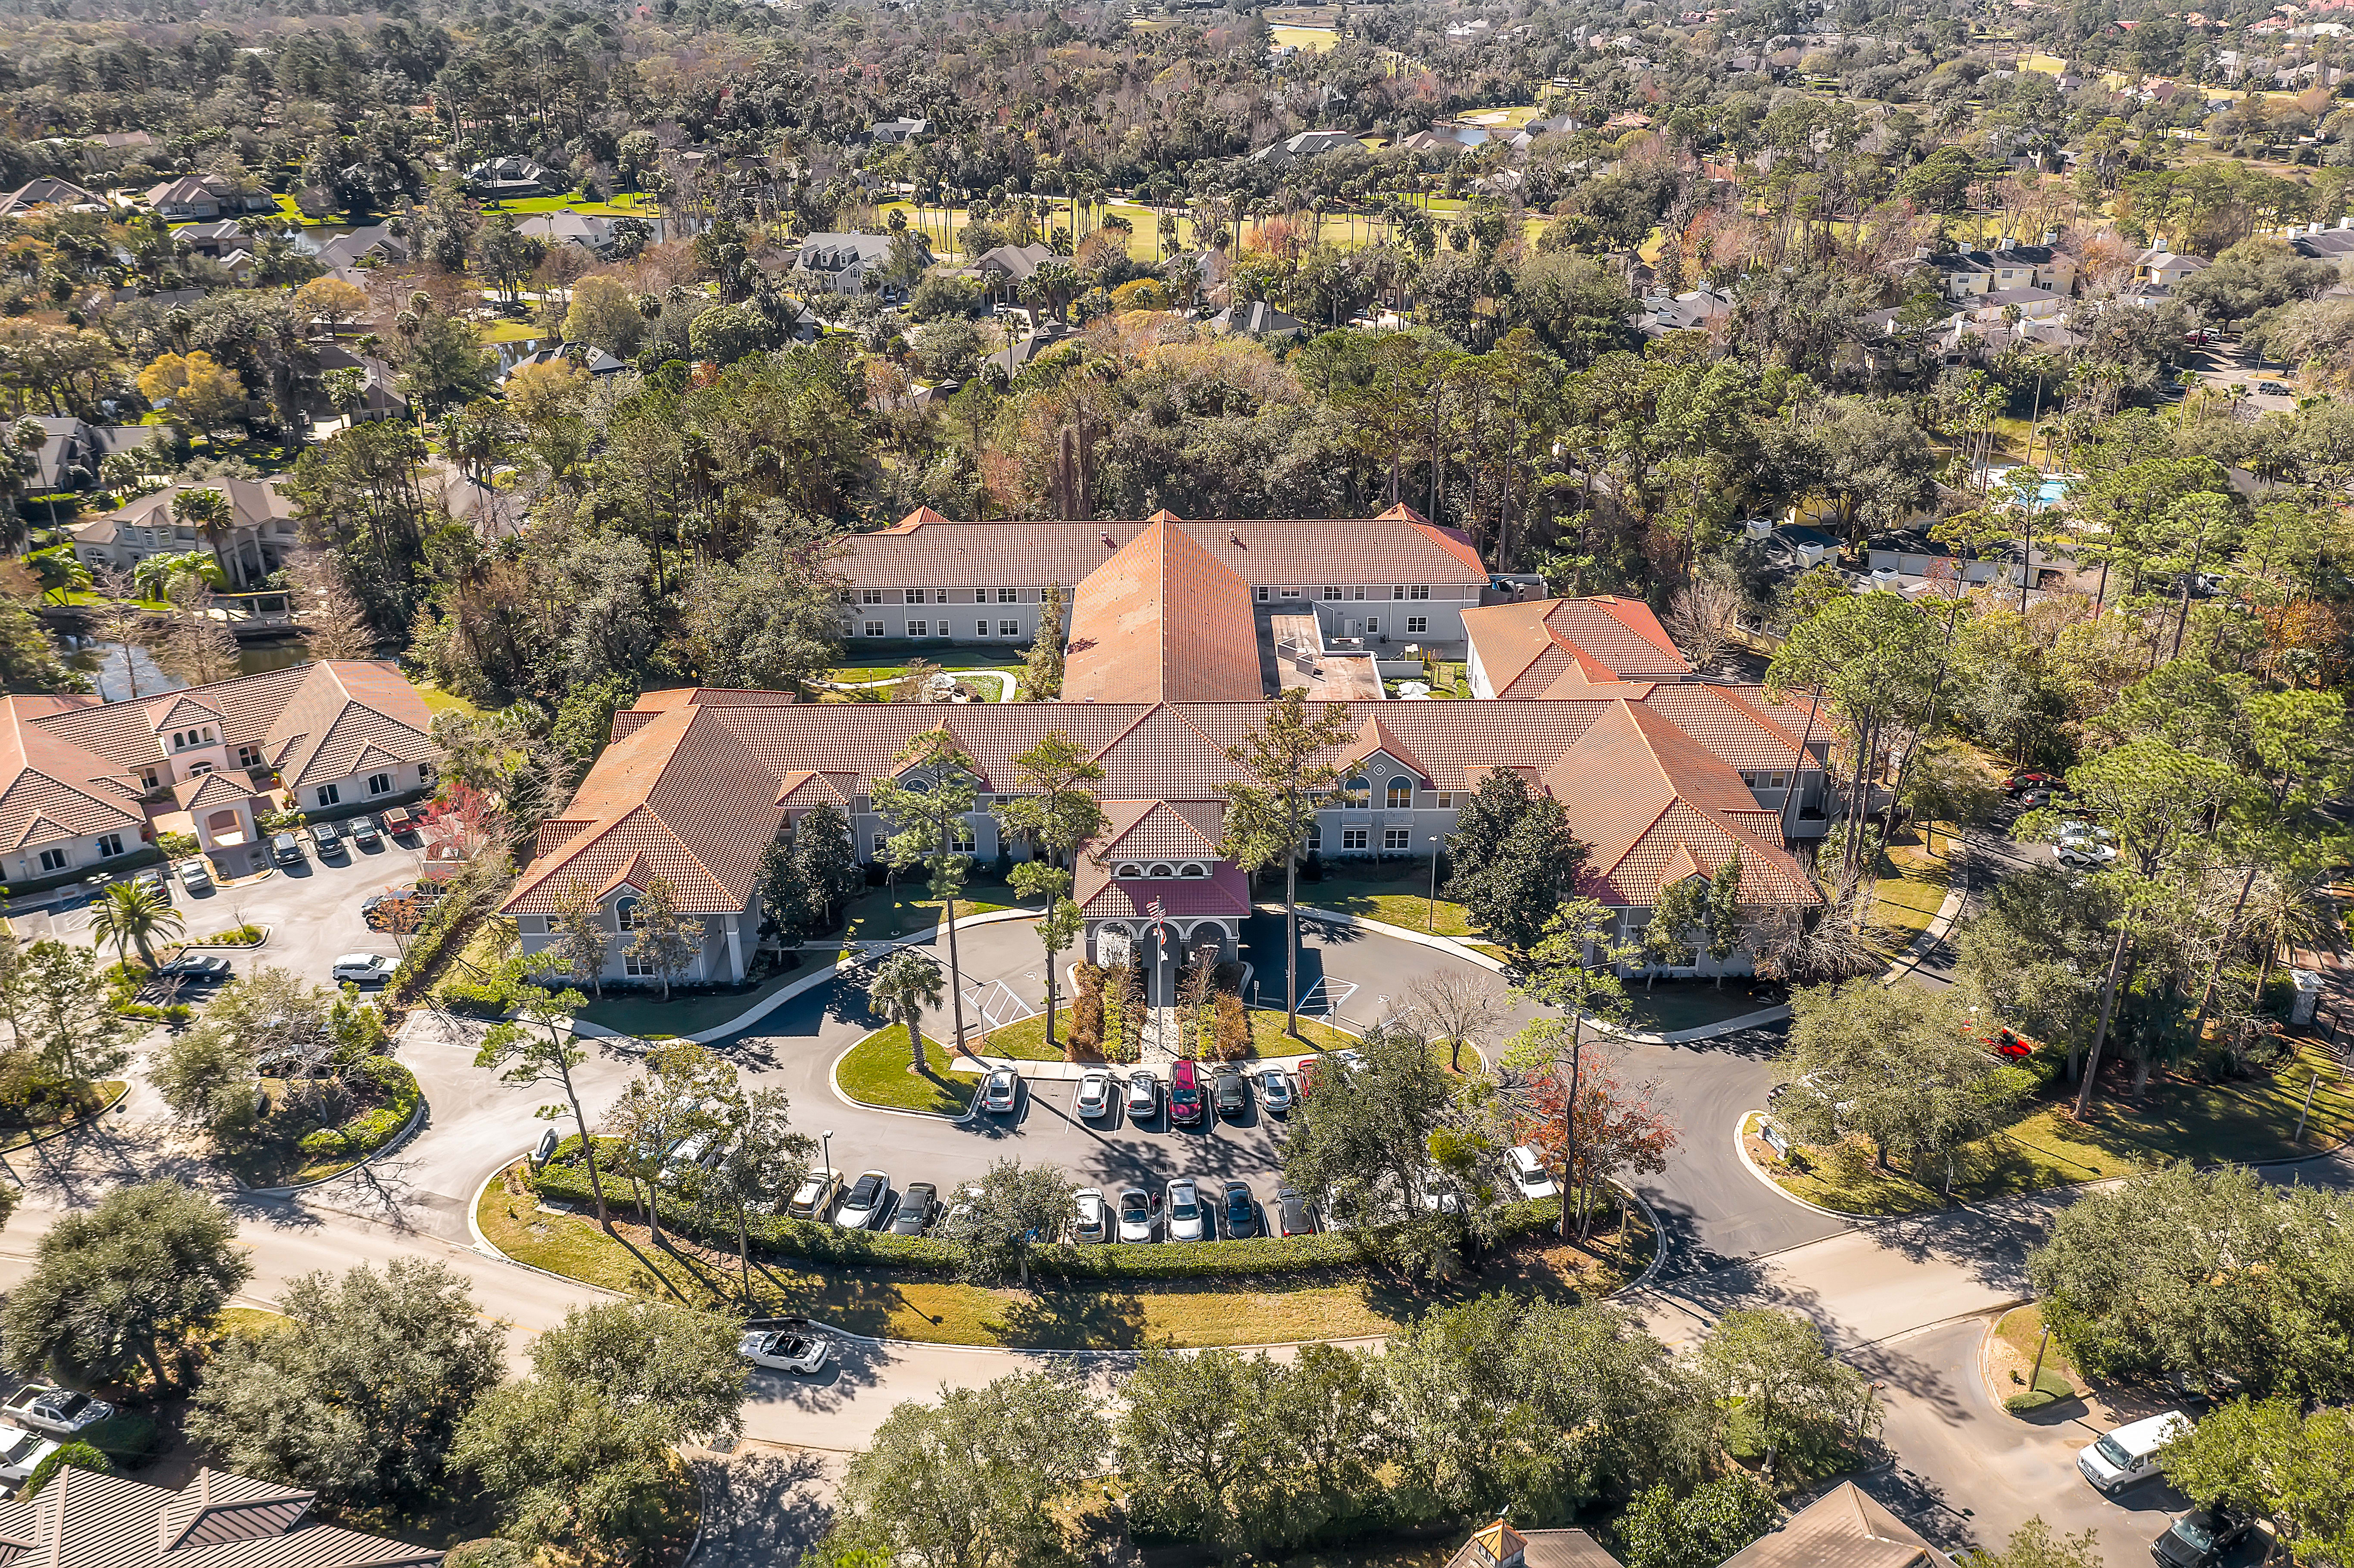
572,965 -> 813,1039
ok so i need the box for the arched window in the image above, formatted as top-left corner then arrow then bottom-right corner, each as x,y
615,896 -> 640,931
1116,862 -> 1144,880
1178,862 -> 1207,879
1387,777 -> 1414,809
1342,775 -> 1370,809
1146,862 -> 1175,879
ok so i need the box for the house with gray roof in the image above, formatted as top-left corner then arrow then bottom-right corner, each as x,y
1250,129 -> 1361,165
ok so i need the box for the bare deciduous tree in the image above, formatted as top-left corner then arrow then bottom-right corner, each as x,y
1664,572 -> 1743,672
1404,968 -> 1510,1073
292,552 -> 375,661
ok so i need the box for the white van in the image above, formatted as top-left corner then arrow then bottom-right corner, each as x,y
2077,1410 -> 2190,1494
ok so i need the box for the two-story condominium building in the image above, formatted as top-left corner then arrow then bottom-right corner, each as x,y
505,510 -> 1830,1006
0,662 -> 440,881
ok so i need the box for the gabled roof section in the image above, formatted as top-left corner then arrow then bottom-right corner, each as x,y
263,664 -> 437,789
0,697 -> 148,853
1721,1481 -> 1955,1568
1063,516 -> 1265,704
1546,596 -> 1689,675
1090,799 -> 1224,864
1338,714 -> 1432,785
503,702 -> 789,916
0,1463 -> 440,1568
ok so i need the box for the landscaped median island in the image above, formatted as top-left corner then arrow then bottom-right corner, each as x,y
1741,1040 -> 2354,1217
1986,1303 -> 2083,1416
482,1153 -> 1654,1350
0,1080 -> 128,1154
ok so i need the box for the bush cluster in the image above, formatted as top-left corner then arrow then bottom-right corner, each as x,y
387,861 -> 512,1002
296,1057 -> 420,1159
437,976 -> 517,1017
530,1139 -> 1580,1282
1069,961 -> 1105,1058
1209,992 -> 1250,1061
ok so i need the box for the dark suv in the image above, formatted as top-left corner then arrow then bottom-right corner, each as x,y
1213,1069 -> 1248,1119
2153,1509 -> 2254,1568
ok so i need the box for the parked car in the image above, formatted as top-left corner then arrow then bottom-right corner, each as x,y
1275,1185 -> 1315,1237
0,1427 -> 57,1485
382,806 -> 417,837
1124,1070 -> 1158,1120
0,1385 -> 113,1437
785,1167 -> 843,1220
1116,1185 -> 1156,1243
175,859 -> 213,893
740,1330 -> 830,1375
131,867 -> 169,901
980,1067 -> 1020,1115
271,831 -> 305,866
1169,1060 -> 1205,1126
1164,1177 -> 1207,1242
2006,772 -> 2057,797
2153,1508 -> 2254,1568
329,952 -> 392,985
1507,1144 -> 1560,1200
1256,1067 -> 1294,1114
310,820 -> 344,857
2079,1411 -> 2191,1494
348,816 -> 383,850
1071,1187 -> 1109,1244
834,1170 -> 891,1229
889,1181 -> 940,1236
1416,1172 -> 1463,1214
1294,1060 -> 1319,1099
1074,1069 -> 1114,1120
160,952 -> 232,984
1220,1180 -> 1258,1240
942,1181 -> 984,1235
1212,1068 -> 1248,1119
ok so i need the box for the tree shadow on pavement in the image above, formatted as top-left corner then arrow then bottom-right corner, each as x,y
696,1448 -> 837,1568
1858,1460 -> 1979,1559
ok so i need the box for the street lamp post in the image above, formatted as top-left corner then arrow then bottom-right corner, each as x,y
1427,834 -> 1441,932
821,1128 -> 834,1174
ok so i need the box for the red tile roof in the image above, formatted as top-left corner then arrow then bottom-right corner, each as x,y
0,1464 -> 439,1568
0,698 -> 146,853
843,513 -> 1489,591
1062,515 -> 1267,703
1077,859 -> 1253,919
1463,597 -> 1692,695
1092,798 -> 1225,863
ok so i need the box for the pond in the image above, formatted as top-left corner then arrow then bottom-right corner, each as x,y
68,635 -> 309,702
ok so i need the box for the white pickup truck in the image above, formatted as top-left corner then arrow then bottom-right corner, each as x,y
1,1384 -> 113,1438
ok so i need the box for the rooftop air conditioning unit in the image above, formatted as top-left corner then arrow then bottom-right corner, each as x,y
1794,542 -> 1831,568
1744,517 -> 1772,541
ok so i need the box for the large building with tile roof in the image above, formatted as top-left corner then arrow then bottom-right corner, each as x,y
0,1462 -> 440,1568
0,662 -> 440,883
506,510 -> 1830,1002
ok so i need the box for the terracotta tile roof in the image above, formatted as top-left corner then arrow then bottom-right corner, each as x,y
1063,515 -> 1267,703
172,771 -> 258,811
1090,799 -> 1224,863
504,702 -> 789,915
263,664 -> 437,789
1464,597 -> 1691,695
1635,684 -> 1818,771
1722,1482 -> 1955,1568
842,514 -> 1490,591
1337,714 -> 1432,784
0,1464 -> 440,1568
0,697 -> 149,853
1076,859 -> 1253,919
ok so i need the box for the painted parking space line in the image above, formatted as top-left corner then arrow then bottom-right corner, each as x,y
963,979 -> 1037,1030
1296,977 -> 1358,1016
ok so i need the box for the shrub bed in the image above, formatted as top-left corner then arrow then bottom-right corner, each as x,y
531,1139 -> 1582,1281
295,1058 -> 420,1159
387,860 -> 513,1003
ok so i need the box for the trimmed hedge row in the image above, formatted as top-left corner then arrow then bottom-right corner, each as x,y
387,861 -> 511,1003
296,1058 -> 420,1158
529,1141 -> 1586,1282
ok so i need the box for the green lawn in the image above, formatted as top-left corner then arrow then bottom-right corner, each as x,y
838,883 -> 1037,943
1247,1008 -> 1361,1055
1299,863 -> 1475,937
479,192 -> 659,218
974,1009 -> 1092,1061
1749,1044 -> 2354,1215
1869,840 -> 1954,947
480,1161 -> 1648,1349
0,1081 -> 127,1153
573,965 -> 814,1040
479,320 -> 542,343
836,1024 -> 977,1114
1613,979 -> 1790,1036
411,681 -> 484,718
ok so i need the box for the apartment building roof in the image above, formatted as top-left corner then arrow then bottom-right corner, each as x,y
1721,1482 -> 1957,1568
1063,513 -> 1266,703
847,506 -> 1486,589
0,697 -> 148,854
71,477 -> 295,549
1462,595 -> 1691,693
0,1463 -> 440,1568
504,684 -> 1821,919
26,662 -> 436,793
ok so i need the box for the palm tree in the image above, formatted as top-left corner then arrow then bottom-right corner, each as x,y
90,882 -> 186,972
869,949 -> 947,1073
172,486 -> 237,587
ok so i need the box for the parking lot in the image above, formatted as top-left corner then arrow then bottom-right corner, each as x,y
16,824 -> 429,990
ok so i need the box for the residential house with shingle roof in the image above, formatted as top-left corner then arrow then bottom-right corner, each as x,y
1720,1481 -> 1957,1568
5,662 -> 439,877
0,1462 -> 441,1568
0,177 -> 106,216
69,478 -> 299,588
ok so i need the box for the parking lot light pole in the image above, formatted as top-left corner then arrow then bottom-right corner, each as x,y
821,1129 -> 833,1174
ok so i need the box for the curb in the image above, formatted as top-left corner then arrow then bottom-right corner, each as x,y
827,1033 -> 980,1124
243,1092 -> 428,1197
1289,905 -> 1792,1045
183,924 -> 271,951
1878,870 -> 1968,988
1732,1111 -> 1877,1224
568,907 -> 1044,1047
0,1080 -> 132,1162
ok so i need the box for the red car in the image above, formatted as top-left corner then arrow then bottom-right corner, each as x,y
1293,1060 -> 1317,1099
1963,1008 -> 2039,1060
2006,772 -> 2057,796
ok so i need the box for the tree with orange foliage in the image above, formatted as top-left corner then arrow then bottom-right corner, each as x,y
1515,1036 -> 1678,1240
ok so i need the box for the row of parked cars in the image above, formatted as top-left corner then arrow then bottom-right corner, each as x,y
977,1054 -> 1358,1125
269,810 -> 390,868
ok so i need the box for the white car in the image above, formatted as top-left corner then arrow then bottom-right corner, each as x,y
1164,1177 -> 1208,1242
2058,840 -> 2118,868
1116,1185 -> 1156,1243
740,1329 -> 831,1375
784,1167 -> 842,1220
1507,1144 -> 1560,1200
834,1170 -> 891,1229
1074,1069 -> 1114,1120
175,859 -> 213,892
329,952 -> 393,985
0,1428 -> 57,1485
1256,1067 -> 1295,1113
1071,1187 -> 1109,1244
1124,1070 -> 1159,1119
1417,1173 -> 1464,1214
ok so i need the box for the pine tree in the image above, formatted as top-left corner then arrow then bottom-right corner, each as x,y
1022,582 -> 1066,698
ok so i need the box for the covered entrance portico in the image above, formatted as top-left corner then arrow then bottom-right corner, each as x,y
1090,915 -> 1239,1005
